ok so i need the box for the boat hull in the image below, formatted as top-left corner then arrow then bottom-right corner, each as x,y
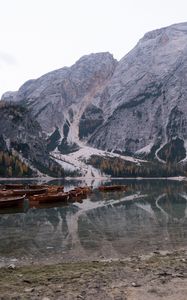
12,188 -> 47,196
0,195 -> 26,208
30,192 -> 69,203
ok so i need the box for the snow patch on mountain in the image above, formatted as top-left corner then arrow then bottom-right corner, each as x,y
135,142 -> 154,154
51,144 -> 146,178
51,147 -> 103,178
155,144 -> 166,163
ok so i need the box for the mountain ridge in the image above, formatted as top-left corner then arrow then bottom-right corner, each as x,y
2,22 -> 187,177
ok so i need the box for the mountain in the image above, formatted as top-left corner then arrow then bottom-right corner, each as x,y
0,102 -> 66,177
2,53 -> 117,135
89,22 -> 187,163
2,22 -> 187,177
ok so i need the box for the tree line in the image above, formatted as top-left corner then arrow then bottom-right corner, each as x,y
0,150 -> 33,177
88,155 -> 186,177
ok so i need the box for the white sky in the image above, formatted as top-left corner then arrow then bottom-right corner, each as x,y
0,0 -> 187,98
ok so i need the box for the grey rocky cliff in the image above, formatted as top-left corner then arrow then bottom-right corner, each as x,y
89,23 -> 187,161
4,52 -> 117,135
0,102 -> 64,176
2,23 -> 187,164
1,91 -> 17,102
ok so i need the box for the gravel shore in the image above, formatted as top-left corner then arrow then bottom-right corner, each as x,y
0,248 -> 187,300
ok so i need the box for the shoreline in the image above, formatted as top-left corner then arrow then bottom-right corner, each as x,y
0,175 -> 186,181
0,248 -> 186,299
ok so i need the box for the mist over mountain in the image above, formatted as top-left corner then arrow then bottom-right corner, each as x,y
2,22 -> 187,177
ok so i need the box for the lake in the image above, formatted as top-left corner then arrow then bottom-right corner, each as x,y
0,178 -> 187,265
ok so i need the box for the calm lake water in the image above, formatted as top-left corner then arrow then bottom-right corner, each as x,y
0,178 -> 187,265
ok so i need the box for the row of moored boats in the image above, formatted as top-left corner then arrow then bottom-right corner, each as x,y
0,183 -> 128,208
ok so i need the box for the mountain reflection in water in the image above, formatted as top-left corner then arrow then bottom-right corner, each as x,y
0,179 -> 187,262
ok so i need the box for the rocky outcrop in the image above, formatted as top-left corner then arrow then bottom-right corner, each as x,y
0,102 -> 64,176
79,104 -> 104,139
1,91 -> 17,102
4,53 -> 117,134
2,23 -> 187,164
89,23 -> 187,161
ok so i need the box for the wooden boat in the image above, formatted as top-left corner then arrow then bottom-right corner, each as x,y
12,188 -> 48,196
3,183 -> 25,190
68,186 -> 92,200
98,185 -> 128,192
29,192 -> 69,203
28,184 -> 64,193
0,195 -> 26,208
0,190 -> 14,198
47,185 -> 64,193
76,186 -> 92,194
68,190 -> 83,200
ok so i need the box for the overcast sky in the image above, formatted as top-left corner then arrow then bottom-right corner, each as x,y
0,0 -> 187,97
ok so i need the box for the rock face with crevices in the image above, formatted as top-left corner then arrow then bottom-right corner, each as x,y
2,23 -> 187,163
2,53 -> 117,134
89,23 -> 187,161
0,102 -> 65,176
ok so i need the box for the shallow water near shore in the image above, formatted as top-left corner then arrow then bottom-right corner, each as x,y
0,178 -> 187,266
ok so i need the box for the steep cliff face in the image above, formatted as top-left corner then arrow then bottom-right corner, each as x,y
2,23 -> 187,167
90,23 -> 187,161
0,102 -> 64,176
2,53 -> 117,135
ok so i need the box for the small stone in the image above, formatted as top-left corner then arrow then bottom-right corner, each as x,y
161,279 -> 166,284
157,271 -> 171,277
47,277 -> 53,281
24,288 -> 34,293
181,258 -> 186,262
23,279 -> 32,283
172,273 -> 184,278
8,263 -> 16,270
131,282 -> 141,287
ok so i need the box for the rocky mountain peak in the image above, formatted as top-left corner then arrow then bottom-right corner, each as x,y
89,23 -> 187,162
1,91 -> 17,102
1,52 -> 117,135
73,52 -> 116,68
140,22 -> 187,42
2,22 -> 187,174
